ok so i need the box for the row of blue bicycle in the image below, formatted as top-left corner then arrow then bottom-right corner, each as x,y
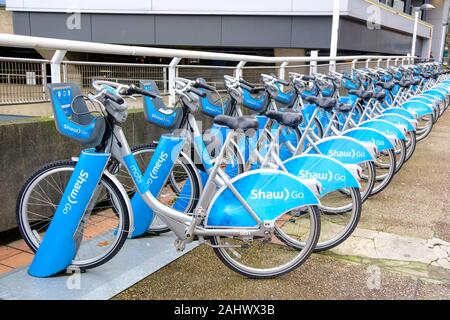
15,61 -> 450,278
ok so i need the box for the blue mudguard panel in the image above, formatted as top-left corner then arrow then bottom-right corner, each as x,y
342,127 -> 395,152
422,90 -> 446,101
374,114 -> 416,132
205,170 -> 319,228
306,136 -> 375,165
358,119 -> 407,141
28,149 -> 110,277
282,154 -> 360,196
128,134 -> 185,238
381,107 -> 415,120
402,101 -> 434,118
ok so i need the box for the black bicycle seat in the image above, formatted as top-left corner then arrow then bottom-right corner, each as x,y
348,90 -> 374,99
394,80 -> 411,88
304,96 -> 337,110
335,103 -> 353,113
213,115 -> 260,131
265,110 -> 303,129
376,82 -> 394,90
374,92 -> 386,101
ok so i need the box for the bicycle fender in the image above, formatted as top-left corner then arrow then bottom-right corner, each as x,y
129,134 -> 185,238
28,149 -> 110,278
342,127 -> 395,152
282,154 -> 360,196
205,169 -> 320,228
358,119 -> 407,141
402,101 -> 434,117
381,107 -> 415,120
306,136 -> 376,165
374,114 -> 416,132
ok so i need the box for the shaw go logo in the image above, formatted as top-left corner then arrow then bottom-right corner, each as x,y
63,170 -> 89,215
250,188 -> 304,201
298,169 -> 346,182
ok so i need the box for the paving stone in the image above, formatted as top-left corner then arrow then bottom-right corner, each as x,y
436,259 -> 450,269
0,252 -> 33,269
427,237 -> 450,247
433,246 -> 448,259
374,236 -> 436,263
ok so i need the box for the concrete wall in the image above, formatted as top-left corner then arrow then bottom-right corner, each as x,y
0,111 -> 166,232
0,7 -> 13,34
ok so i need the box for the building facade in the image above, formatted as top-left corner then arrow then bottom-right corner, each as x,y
4,0 -> 450,60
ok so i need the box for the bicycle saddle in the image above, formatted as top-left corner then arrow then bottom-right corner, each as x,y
335,103 -> 353,113
374,92 -> 386,101
394,80 -> 411,88
376,82 -> 395,90
304,96 -> 337,110
265,110 -> 303,129
348,90 -> 374,99
213,115 -> 260,131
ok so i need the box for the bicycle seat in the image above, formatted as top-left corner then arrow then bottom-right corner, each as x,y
304,96 -> 337,110
394,80 -> 411,88
335,103 -> 353,113
213,115 -> 260,131
265,110 -> 303,129
141,80 -> 184,131
374,92 -> 386,101
376,82 -> 395,90
348,90 -> 374,99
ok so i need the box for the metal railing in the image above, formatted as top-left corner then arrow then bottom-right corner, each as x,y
61,61 -> 168,96
0,57 -> 49,105
0,33 -> 412,106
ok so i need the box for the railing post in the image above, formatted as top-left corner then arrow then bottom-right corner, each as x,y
377,58 -> 382,68
386,58 -> 391,68
329,0 -> 340,72
41,62 -> 47,100
365,58 -> 371,69
279,62 -> 288,80
351,59 -> 358,71
163,66 -> 168,93
394,58 -> 399,66
169,57 -> 181,106
401,58 -> 406,66
406,53 -> 412,65
235,61 -> 246,78
50,50 -> 66,83
310,50 -> 319,75
62,63 -> 68,82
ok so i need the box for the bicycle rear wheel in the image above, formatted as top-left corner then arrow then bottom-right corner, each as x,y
211,205 -> 320,279
16,160 -> 130,270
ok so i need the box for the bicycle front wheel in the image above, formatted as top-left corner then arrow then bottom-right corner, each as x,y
16,160 -> 130,270
210,205 -> 321,279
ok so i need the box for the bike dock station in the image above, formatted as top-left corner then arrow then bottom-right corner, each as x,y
0,31 -> 450,301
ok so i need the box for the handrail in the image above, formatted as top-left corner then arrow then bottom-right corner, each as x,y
0,34 -> 409,64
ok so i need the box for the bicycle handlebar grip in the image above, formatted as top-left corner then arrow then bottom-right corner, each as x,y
195,81 -> 216,91
301,75 -> 316,81
104,91 -> 125,105
189,86 -> 207,98
239,78 -> 257,88
277,79 -> 290,86
128,84 -> 159,99
240,83 -> 254,92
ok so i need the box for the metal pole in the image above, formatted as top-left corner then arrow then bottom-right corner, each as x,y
168,57 -> 181,106
351,59 -> 358,71
279,62 -> 288,80
411,8 -> 420,59
330,0 -> 340,72
41,62 -> 47,100
50,49 -> 66,83
235,61 -> 246,78
365,58 -> 371,69
310,50 -> 319,75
